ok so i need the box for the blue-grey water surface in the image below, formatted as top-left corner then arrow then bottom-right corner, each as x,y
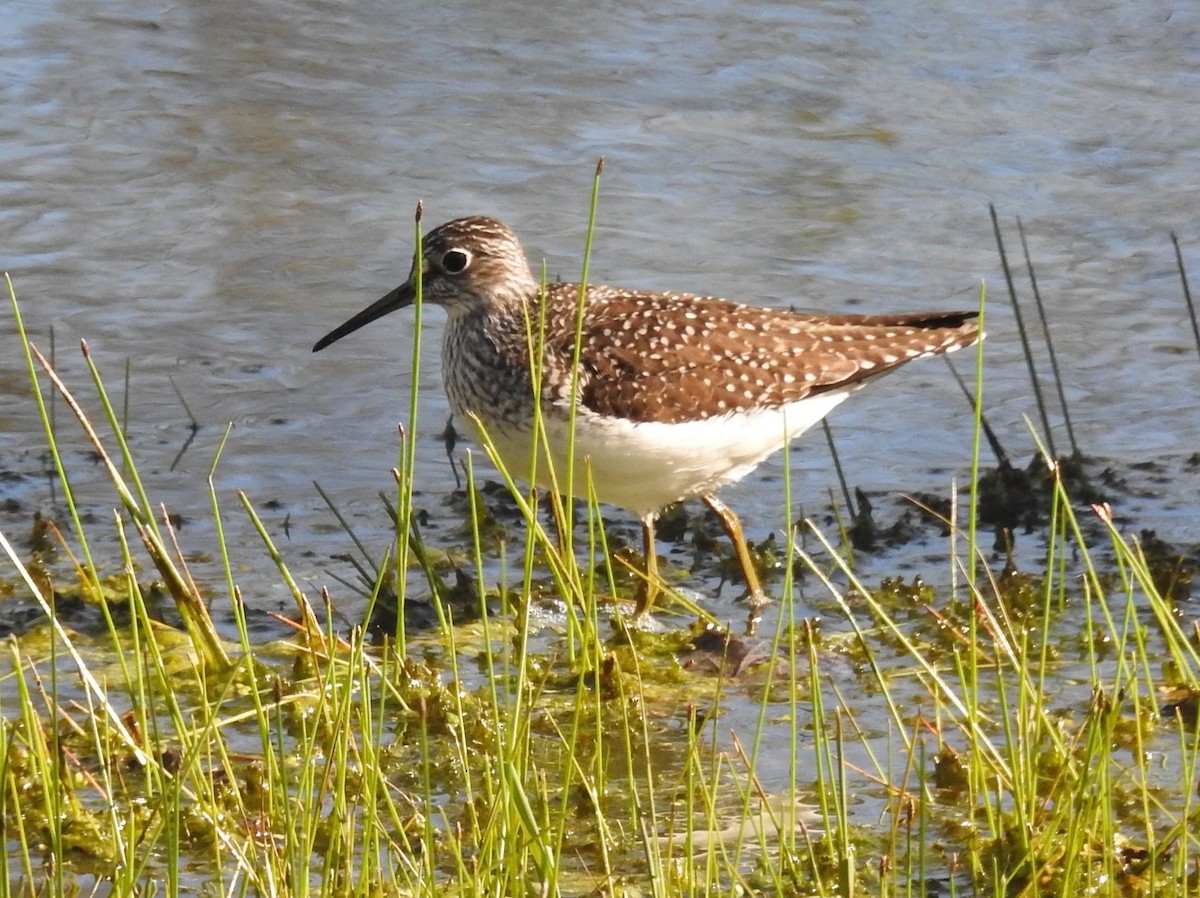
1,0 -> 1199,856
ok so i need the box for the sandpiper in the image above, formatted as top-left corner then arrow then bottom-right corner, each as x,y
314,216 -> 979,616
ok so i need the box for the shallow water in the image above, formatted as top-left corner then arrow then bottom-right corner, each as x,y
1,0 -> 1199,876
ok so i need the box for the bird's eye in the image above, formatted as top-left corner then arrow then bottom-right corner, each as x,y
441,249 -> 471,274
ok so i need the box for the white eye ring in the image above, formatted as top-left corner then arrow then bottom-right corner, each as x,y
441,248 -> 471,274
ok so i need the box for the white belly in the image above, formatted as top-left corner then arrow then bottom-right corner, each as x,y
462,391 -> 854,519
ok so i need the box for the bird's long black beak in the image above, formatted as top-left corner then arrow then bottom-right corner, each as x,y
312,281 -> 416,352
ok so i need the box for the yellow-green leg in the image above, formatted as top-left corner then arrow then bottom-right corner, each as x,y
634,515 -> 660,617
701,493 -> 768,607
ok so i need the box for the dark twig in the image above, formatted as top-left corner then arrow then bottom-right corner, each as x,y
168,375 -> 200,471
1171,232 -> 1200,368
990,205 -> 1056,457
1017,218 -> 1078,457
821,419 -> 856,518
944,356 -> 1009,468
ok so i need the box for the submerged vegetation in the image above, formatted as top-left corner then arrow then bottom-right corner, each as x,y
2,204 -> 1200,898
